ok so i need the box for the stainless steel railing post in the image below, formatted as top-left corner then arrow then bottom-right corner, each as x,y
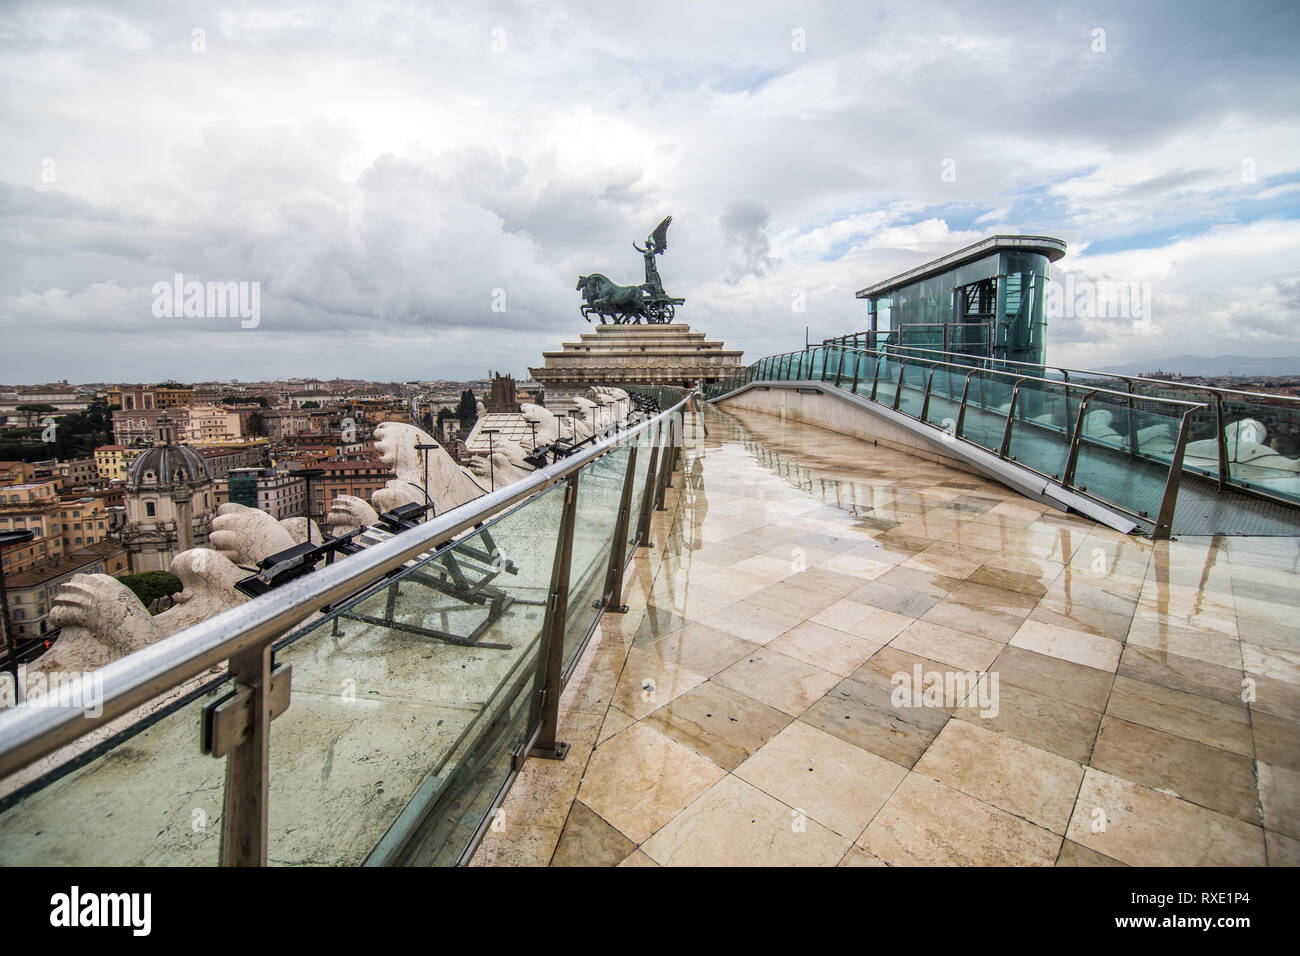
1125,380 -> 1139,460
1062,392 -> 1096,489
636,431 -> 662,542
1154,412 -> 1193,540
656,414 -> 676,511
529,471 -> 581,761
218,640 -> 274,866
1215,394 -> 1230,490
955,372 -> 973,439
999,381 -> 1024,459
600,442 -> 640,614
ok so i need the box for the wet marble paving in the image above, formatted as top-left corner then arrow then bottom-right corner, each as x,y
471,403 -> 1300,867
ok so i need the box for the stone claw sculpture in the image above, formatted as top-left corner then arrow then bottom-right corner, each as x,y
38,541 -> 317,678
277,515 -> 323,545
327,494 -> 379,536
464,445 -> 533,491
519,403 -> 561,449
371,482 -> 426,514
569,397 -> 598,439
168,548 -> 248,611
371,421 -> 484,515
210,502 -> 298,568
45,573 -> 161,669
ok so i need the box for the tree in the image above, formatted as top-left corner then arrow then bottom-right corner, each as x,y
48,397 -> 112,459
84,397 -> 111,436
434,407 -> 458,437
118,571 -> 183,614
300,400 -> 320,409
15,403 -> 56,428
456,389 -> 478,429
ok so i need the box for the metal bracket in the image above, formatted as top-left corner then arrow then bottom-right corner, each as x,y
201,663 -> 292,758
511,744 -> 529,772
529,741 -> 570,761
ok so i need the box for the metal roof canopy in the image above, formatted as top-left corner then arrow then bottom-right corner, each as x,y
854,235 -> 1068,299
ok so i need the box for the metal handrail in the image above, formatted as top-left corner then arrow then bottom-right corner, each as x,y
0,391 -> 694,781
814,341 -> 1300,510
708,346 -> 1208,535
717,345 -> 1205,412
837,340 -> 1300,407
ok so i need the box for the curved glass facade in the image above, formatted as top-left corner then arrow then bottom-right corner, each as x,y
864,248 -> 1053,365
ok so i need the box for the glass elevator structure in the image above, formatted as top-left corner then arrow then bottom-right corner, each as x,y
852,235 -> 1067,366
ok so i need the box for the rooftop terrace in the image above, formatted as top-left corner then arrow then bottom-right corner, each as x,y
1,382 -> 1295,868
473,403 -> 1298,866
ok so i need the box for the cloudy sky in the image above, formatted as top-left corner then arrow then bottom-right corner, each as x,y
2,0 -> 1299,383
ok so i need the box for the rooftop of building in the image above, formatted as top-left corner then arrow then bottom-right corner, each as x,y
312,458 -> 390,471
4,541 -> 125,588
855,234 -> 1068,299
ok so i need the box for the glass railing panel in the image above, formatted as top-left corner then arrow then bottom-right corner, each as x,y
949,322 -> 990,356
1007,381 -> 1072,479
851,353 -> 877,394
810,348 -> 825,380
923,366 -> 962,405
900,327 -> 944,352
1218,400 -> 1300,503
873,357 -> 900,406
1077,395 -> 1132,454
1071,396 -> 1169,520
1171,399 -> 1220,482
626,422 -> 656,555
1124,396 -> 1186,471
0,681 -> 227,865
388,642 -> 538,866
961,372 -> 1014,452
923,367 -> 965,432
829,348 -> 843,381
897,361 -> 929,418
562,444 -> 632,674
267,481 -> 566,866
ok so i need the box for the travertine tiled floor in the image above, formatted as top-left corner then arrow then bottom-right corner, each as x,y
472,403 -> 1300,867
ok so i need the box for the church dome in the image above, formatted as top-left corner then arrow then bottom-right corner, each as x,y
126,412 -> 211,487
127,444 -> 210,487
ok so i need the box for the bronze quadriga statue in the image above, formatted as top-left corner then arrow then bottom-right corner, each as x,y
577,216 -> 685,324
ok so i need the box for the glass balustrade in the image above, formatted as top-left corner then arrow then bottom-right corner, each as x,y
0,681 -> 227,865
707,346 -> 1217,531
0,389 -> 691,868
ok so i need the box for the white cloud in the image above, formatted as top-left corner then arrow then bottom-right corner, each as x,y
1,0 -> 1298,381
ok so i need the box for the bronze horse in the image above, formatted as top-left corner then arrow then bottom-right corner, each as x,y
576,273 -> 649,324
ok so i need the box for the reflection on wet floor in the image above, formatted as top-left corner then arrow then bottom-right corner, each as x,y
472,403 -> 1300,867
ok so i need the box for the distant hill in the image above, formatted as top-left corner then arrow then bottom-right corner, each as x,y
1096,355 -> 1300,378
